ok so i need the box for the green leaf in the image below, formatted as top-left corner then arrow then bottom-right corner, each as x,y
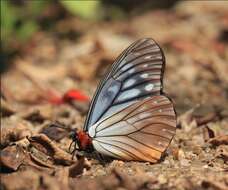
17,21 -> 38,41
1,0 -> 16,42
28,0 -> 48,17
60,0 -> 101,20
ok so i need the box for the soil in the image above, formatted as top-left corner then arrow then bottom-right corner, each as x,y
1,2 -> 228,190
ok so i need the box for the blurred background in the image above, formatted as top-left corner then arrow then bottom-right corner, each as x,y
1,0 -> 228,111
1,1 -> 228,189
1,0 -> 178,69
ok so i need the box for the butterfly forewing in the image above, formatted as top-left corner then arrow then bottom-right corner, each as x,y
88,95 -> 176,162
84,38 -> 165,130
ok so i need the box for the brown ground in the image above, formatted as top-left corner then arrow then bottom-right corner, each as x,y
1,2 -> 228,190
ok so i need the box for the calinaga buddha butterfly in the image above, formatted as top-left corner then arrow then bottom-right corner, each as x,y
70,38 -> 176,163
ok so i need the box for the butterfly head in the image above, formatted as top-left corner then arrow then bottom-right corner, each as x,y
69,130 -> 93,153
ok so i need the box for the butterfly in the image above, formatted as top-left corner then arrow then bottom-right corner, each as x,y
70,38 -> 176,163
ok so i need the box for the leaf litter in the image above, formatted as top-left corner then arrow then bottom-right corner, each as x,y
1,1 -> 228,190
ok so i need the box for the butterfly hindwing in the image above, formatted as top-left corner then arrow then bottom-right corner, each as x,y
84,38 -> 165,130
88,95 -> 176,162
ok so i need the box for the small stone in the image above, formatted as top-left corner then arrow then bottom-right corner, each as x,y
178,149 -> 186,160
158,174 -> 167,184
180,159 -> 190,167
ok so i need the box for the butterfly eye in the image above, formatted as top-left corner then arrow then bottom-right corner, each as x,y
81,38 -> 176,163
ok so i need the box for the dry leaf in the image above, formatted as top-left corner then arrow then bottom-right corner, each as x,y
215,145 -> 228,163
69,156 -> 91,177
1,118 -> 32,148
40,123 -> 69,141
208,135 -> 228,146
0,145 -> 26,171
203,126 -> 215,142
28,134 -> 75,166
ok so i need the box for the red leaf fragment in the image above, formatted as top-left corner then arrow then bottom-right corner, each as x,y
63,89 -> 89,102
46,89 -> 89,105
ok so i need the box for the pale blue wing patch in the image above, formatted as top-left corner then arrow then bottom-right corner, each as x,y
84,38 -> 166,131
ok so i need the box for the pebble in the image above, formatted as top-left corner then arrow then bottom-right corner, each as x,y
180,159 -> 191,167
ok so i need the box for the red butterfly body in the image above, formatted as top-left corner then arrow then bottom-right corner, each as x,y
76,131 -> 92,150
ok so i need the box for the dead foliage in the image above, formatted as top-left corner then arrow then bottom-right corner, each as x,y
1,1 -> 228,190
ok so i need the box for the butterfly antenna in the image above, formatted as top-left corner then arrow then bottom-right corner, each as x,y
68,140 -> 75,153
68,129 -> 80,160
